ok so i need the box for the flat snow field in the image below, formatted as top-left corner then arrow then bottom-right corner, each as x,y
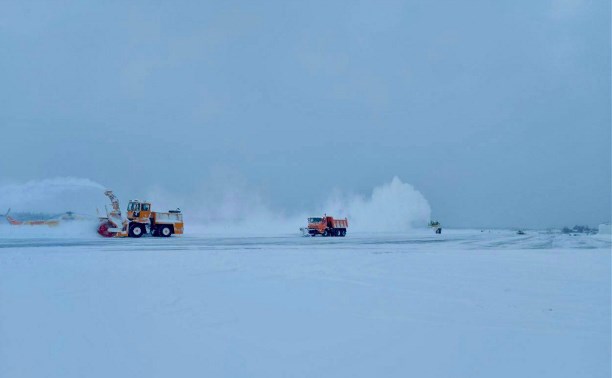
0,229 -> 610,378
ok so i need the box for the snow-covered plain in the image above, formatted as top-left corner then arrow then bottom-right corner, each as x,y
0,228 -> 610,378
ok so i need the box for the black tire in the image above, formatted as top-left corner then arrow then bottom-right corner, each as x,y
335,229 -> 341,237
129,224 -> 145,238
151,228 -> 159,237
340,229 -> 346,237
323,229 -> 329,237
159,225 -> 172,237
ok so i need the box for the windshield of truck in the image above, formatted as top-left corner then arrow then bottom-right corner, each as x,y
127,202 -> 139,211
141,203 -> 150,211
308,218 -> 322,223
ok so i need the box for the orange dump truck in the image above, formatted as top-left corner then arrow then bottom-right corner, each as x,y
305,215 -> 348,237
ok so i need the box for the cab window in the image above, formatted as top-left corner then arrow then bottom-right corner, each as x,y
141,203 -> 151,211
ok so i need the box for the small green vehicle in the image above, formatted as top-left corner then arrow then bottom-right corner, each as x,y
429,220 -> 442,234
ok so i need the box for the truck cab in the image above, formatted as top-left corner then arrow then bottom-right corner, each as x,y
127,200 -> 152,223
307,217 -> 324,234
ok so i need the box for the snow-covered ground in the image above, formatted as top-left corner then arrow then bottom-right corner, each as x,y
0,228 -> 610,378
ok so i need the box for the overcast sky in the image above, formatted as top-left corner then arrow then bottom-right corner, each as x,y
0,0 -> 609,228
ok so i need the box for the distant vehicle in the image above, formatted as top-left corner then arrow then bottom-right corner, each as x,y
562,225 -> 597,235
304,215 -> 348,237
517,230 -> 526,235
97,190 -> 184,238
4,209 -> 88,227
429,220 -> 442,234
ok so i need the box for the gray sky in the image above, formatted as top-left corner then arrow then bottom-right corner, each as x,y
0,0 -> 610,228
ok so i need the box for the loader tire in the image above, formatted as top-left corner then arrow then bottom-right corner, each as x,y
129,224 -> 145,238
159,225 -> 172,237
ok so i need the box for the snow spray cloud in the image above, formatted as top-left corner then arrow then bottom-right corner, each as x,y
0,177 -> 106,216
144,178 -> 294,236
146,176 -> 431,235
322,177 -> 431,232
0,176 -> 431,237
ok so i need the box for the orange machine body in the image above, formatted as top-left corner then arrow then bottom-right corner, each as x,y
125,199 -> 184,237
97,191 -> 183,238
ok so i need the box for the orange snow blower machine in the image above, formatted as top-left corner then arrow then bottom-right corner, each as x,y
97,190 -> 183,238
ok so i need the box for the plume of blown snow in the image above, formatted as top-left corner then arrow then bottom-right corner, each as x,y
0,177 -> 106,215
144,183 -> 297,236
323,177 -> 431,232
145,176 -> 431,236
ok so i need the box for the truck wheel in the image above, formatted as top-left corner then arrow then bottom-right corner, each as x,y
340,229 -> 346,237
129,224 -> 144,238
160,225 -> 172,237
323,229 -> 329,237
335,229 -> 341,237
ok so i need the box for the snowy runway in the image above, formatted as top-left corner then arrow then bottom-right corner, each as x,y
0,231 -> 610,377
